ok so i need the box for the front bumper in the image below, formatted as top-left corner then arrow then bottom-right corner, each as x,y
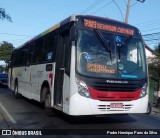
68,93 -> 148,116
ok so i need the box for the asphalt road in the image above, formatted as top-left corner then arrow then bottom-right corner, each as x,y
0,88 -> 160,138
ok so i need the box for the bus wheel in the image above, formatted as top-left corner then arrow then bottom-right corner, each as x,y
44,90 -> 55,117
14,82 -> 21,99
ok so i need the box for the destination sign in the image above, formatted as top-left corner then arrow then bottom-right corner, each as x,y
87,63 -> 115,74
84,19 -> 134,36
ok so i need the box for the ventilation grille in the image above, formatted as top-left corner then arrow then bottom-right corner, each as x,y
97,104 -> 134,111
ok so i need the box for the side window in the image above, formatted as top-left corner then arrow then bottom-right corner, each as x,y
33,38 -> 44,63
22,44 -> 34,66
11,44 -> 34,67
11,52 -> 16,67
19,48 -> 26,66
43,33 -> 57,62
15,50 -> 20,66
27,43 -> 34,65
21,46 -> 28,66
18,47 -> 29,66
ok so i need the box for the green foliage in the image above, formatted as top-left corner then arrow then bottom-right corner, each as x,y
0,7 -> 12,22
148,43 -> 160,82
0,41 -> 14,63
154,44 -> 160,54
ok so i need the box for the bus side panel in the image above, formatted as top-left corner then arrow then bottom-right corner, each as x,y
19,66 -> 32,99
50,63 -> 56,107
9,67 -> 22,92
8,68 -> 12,89
9,62 -> 56,103
8,67 -> 14,91
31,63 -> 55,102
62,74 -> 70,114
9,66 -> 31,99
31,64 -> 44,101
10,71 -> 15,91
10,63 -> 54,102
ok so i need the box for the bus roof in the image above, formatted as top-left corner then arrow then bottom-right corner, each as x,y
15,15 -> 140,50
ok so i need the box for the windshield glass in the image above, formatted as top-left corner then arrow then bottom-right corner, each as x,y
116,35 -> 146,79
76,30 -> 147,80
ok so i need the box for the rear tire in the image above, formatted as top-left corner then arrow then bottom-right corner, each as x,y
43,87 -> 55,117
14,82 -> 21,99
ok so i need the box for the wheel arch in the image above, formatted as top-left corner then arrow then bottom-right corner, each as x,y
40,80 -> 50,103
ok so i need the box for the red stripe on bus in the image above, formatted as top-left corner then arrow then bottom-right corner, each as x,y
49,73 -> 53,86
88,86 -> 142,101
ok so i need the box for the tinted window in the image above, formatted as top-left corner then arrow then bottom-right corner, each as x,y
77,29 -> 147,80
33,38 -> 44,63
77,30 -> 116,78
43,34 -> 57,62
19,48 -> 27,66
11,52 -> 16,67
14,50 -> 20,66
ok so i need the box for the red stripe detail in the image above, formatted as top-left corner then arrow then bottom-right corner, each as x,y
88,86 -> 142,101
49,73 -> 53,86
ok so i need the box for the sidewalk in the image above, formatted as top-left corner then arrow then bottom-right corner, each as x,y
151,106 -> 160,116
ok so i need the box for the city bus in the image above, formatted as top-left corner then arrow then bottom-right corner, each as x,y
8,15 -> 148,116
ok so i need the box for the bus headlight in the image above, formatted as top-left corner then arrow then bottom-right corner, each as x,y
76,78 -> 91,98
139,83 -> 147,98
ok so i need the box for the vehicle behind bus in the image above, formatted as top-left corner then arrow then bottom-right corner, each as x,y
0,73 -> 8,87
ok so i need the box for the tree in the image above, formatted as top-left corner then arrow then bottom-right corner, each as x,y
0,7 -> 12,22
148,43 -> 160,90
0,41 -> 14,63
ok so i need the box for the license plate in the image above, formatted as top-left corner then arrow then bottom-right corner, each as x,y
110,103 -> 123,108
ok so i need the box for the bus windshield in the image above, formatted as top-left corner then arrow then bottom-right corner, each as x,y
76,29 -> 147,80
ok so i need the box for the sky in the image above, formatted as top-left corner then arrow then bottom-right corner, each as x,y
0,0 -> 160,65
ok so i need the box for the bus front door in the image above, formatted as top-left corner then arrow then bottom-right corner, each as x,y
54,31 -> 69,107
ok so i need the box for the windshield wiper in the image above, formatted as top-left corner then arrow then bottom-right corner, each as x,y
94,29 -> 112,62
94,29 -> 111,52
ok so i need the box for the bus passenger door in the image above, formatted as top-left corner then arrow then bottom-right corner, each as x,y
54,31 -> 69,106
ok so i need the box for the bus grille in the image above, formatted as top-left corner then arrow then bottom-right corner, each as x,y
97,104 -> 134,111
